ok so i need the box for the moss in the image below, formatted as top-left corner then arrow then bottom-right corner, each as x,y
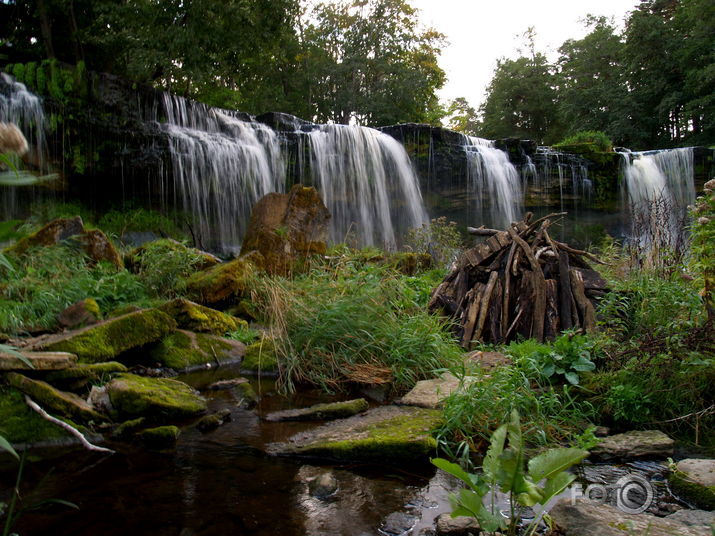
111,417 -> 146,439
5,216 -> 85,257
149,330 -> 242,370
235,382 -> 258,409
669,470 -> 715,510
186,255 -> 257,305
0,385 -> 69,443
140,425 -> 180,449
45,361 -> 127,383
267,398 -> 368,422
242,338 -> 278,373
125,239 -> 218,273
43,309 -> 177,363
5,372 -> 106,423
158,298 -> 245,335
106,373 -> 207,420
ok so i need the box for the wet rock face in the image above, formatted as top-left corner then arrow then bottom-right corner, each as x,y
670,459 -> 715,510
240,185 -> 330,275
590,430 -> 675,460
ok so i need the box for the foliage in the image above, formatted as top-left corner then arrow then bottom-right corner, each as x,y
506,331 -> 597,386
404,216 -> 464,268
129,240 -> 206,298
445,97 -> 480,135
252,252 -> 462,393
690,180 -> 715,324
432,410 -> 588,536
227,324 -> 261,345
554,130 -> 613,153
0,244 -> 149,334
436,365 -> 595,460
97,208 -> 185,241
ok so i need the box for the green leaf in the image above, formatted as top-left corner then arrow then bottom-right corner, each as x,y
451,489 -> 506,532
541,471 -> 577,504
431,458 -> 482,491
482,423 -> 507,482
527,447 -> 589,483
0,434 -> 19,460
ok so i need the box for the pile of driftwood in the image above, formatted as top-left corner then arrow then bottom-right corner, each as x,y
428,212 -> 608,347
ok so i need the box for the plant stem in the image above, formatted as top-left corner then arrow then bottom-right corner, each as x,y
2,450 -> 25,536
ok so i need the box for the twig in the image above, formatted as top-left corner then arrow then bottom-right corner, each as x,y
24,396 -> 115,454
648,405 -> 714,424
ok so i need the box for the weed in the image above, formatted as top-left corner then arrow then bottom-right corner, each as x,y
98,208 -> 185,241
129,240 -> 206,298
405,216 -> 464,268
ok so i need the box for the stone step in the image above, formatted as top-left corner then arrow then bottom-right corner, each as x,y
0,351 -> 78,371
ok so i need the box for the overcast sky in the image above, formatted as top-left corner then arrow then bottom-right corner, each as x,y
410,0 -> 640,109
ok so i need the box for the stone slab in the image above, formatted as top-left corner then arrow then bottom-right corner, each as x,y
0,351 -> 77,370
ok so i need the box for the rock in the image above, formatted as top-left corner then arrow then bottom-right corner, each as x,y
0,386 -> 73,443
158,298 -> 245,335
591,430 -> 674,460
125,239 -> 220,273
255,112 -> 315,132
140,425 -> 180,449
58,298 -> 101,329
87,385 -> 114,414
464,350 -> 512,370
196,409 -> 232,432
105,373 -> 207,420
0,350 -> 77,371
206,378 -> 249,390
670,459 -> 715,510
435,513 -> 480,535
667,509 -> 715,527
389,252 -> 433,275
75,229 -> 124,268
148,330 -> 245,370
241,337 -> 278,374
399,373 -> 473,409
239,184 -> 331,275
111,417 -> 146,439
268,405 -> 442,463
33,309 -> 177,363
6,216 -> 84,256
381,512 -> 417,536
45,361 -> 127,383
234,382 -> 259,409
550,498 -> 711,536
308,471 -> 339,499
186,254 -> 258,306
6,372 -> 106,423
265,398 -> 368,422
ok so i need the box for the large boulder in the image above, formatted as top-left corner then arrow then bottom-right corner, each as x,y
125,239 -> 220,273
74,229 -> 124,268
186,255 -> 258,306
670,459 -> 715,510
240,184 -> 330,275
6,216 -> 84,256
105,373 -> 207,420
148,329 -> 246,370
158,298 -> 245,335
398,373 -> 469,409
590,430 -> 674,460
58,298 -> 101,329
32,309 -> 177,363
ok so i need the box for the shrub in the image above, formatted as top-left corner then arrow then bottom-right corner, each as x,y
129,240 -> 207,298
405,216 -> 464,268
555,130 -> 613,152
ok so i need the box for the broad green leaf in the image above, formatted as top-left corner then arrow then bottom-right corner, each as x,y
564,371 -> 580,385
483,423 -> 507,482
0,434 -> 19,460
541,471 -> 577,504
431,458 -> 481,491
452,489 -> 505,532
527,448 -> 589,482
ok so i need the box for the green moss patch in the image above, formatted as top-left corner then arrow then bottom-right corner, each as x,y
186,255 -> 257,305
0,385 -> 70,443
158,298 -> 245,335
106,373 -> 207,420
39,309 -> 177,363
669,459 -> 715,510
45,361 -> 127,383
140,425 -> 180,449
266,398 -> 368,422
242,338 -> 278,373
148,330 -> 245,370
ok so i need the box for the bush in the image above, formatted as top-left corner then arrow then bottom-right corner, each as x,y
129,240 -> 207,298
405,216 -> 464,268
555,130 -> 613,152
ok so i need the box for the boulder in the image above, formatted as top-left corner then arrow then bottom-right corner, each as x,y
196,408 -> 232,432
58,298 -> 101,329
45,361 -> 128,383
186,254 -> 258,306
206,378 -> 249,391
0,386 -> 72,443
550,498 -> 711,536
268,405 -> 442,463
241,337 -> 278,374
125,239 -> 220,273
148,330 -> 245,370
140,425 -> 180,449
389,252 -> 433,275
265,398 -> 368,422
590,430 -> 674,460
158,298 -> 245,335
0,350 -> 77,371
75,229 -> 123,268
33,309 -> 177,363
666,509 -> 715,527
105,373 -> 207,420
6,372 -> 106,423
434,513 -> 480,535
6,216 -> 84,256
398,373 -> 468,409
240,184 -> 331,275
234,382 -> 259,409
670,459 -> 715,510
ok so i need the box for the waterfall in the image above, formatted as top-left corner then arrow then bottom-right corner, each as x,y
531,146 -> 592,209
619,147 -> 695,249
160,94 -> 286,252
461,135 -> 522,229
305,124 -> 427,248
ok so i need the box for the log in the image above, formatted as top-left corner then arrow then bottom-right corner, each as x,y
467,226 -> 500,236
488,279 -> 503,342
501,242 -> 517,337
558,250 -> 574,331
474,271 -> 499,342
545,279 -> 561,340
570,269 -> 596,332
461,284 -> 484,347
508,227 -> 547,342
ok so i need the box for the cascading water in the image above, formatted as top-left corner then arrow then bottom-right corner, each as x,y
531,146 -> 592,209
160,94 -> 286,252
461,135 -> 522,229
619,147 -> 695,248
304,124 -> 428,248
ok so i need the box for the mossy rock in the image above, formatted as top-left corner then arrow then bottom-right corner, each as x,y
140,425 -> 180,449
106,373 -> 207,420
158,298 -> 246,335
148,330 -> 245,370
0,385 -> 70,443
669,459 -> 715,510
6,372 -> 107,423
45,361 -> 127,384
186,255 -> 258,306
196,409 -> 231,433
75,229 -> 123,268
111,417 -> 146,440
266,398 -> 368,422
242,338 -> 278,373
58,298 -> 101,329
388,252 -> 433,275
125,239 -> 219,273
268,405 -> 442,463
235,382 -> 258,409
5,216 -> 84,256
37,309 -> 177,363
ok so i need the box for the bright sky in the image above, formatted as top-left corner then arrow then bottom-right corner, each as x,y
411,0 -> 640,109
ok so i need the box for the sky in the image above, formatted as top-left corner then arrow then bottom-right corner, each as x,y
410,0 -> 640,109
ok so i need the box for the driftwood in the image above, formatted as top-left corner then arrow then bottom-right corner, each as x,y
429,213 -> 608,348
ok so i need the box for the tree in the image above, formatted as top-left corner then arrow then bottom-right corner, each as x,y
445,97 -> 480,135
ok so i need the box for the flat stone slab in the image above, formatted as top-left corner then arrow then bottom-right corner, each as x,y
0,351 -> 77,370
670,459 -> 715,510
265,398 -> 368,422
676,459 -> 715,487
435,512 -> 480,535
591,430 -> 674,460
550,498 -> 711,536
398,373 -> 474,409
667,509 -> 715,527
268,405 -> 442,463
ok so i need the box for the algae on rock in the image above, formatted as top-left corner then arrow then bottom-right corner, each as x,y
0,386 -> 70,443
158,298 -> 246,335
186,255 -> 258,306
148,329 -> 245,370
242,337 -> 278,373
